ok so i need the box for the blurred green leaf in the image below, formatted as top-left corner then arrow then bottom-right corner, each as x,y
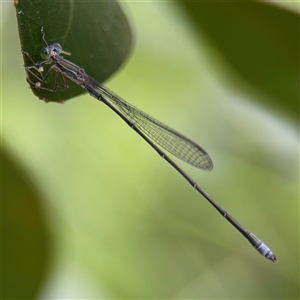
1,145 -> 50,299
179,1 -> 299,120
15,0 -> 132,102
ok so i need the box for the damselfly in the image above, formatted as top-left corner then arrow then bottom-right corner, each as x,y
22,27 -> 277,263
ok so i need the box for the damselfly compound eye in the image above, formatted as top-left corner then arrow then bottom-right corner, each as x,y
51,43 -> 62,54
40,47 -> 50,59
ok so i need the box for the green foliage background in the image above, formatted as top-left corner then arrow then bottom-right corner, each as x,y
1,0 -> 299,298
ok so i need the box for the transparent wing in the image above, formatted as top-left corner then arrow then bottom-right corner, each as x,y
87,76 -> 213,170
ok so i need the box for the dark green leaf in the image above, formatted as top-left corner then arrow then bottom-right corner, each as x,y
179,1 -> 299,120
1,145 -> 50,298
15,0 -> 132,102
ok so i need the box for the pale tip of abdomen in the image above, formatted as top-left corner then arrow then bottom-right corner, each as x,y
267,252 -> 278,263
